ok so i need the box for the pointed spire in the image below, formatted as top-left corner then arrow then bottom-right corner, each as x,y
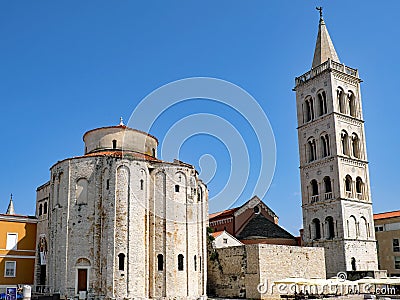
6,194 -> 15,215
312,7 -> 340,68
119,117 -> 124,126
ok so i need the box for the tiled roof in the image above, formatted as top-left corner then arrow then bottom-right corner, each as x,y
374,210 -> 400,220
209,208 -> 239,220
236,214 -> 295,240
84,150 -> 159,161
211,231 -> 224,238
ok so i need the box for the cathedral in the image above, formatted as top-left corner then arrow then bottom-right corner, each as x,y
35,121 -> 208,299
294,10 -> 379,277
29,9 -> 386,300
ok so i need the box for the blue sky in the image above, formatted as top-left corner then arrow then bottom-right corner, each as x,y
0,1 -> 399,234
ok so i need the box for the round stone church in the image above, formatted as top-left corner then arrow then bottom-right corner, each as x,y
35,121 -> 208,300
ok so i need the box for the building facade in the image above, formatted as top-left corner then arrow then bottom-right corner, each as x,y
374,210 -> 400,277
0,197 -> 37,290
209,196 -> 297,246
36,122 -> 208,299
294,13 -> 379,277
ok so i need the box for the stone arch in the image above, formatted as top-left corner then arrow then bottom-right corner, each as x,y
317,89 -> 327,116
341,130 -> 350,155
174,171 -> 187,192
345,175 -> 353,198
348,90 -> 357,117
323,176 -> 332,199
75,257 -> 91,267
359,216 -> 368,239
76,178 -> 89,205
312,218 -> 321,240
348,215 -> 357,238
352,133 -> 361,158
307,137 -> 317,162
325,216 -> 335,239
337,87 -> 346,113
356,176 -> 365,200
310,179 -> 319,202
320,132 -> 331,158
303,96 -> 314,123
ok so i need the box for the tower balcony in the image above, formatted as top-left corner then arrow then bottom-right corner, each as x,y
295,59 -> 359,87
311,195 -> 320,203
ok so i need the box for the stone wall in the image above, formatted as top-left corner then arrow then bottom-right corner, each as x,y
208,244 -> 326,300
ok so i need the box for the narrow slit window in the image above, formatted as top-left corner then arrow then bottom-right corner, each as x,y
157,254 -> 164,271
178,254 -> 184,271
118,253 -> 125,271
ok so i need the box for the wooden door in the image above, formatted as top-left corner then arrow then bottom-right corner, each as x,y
77,269 -> 87,292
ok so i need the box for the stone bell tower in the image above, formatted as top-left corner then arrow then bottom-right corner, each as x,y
294,9 -> 378,278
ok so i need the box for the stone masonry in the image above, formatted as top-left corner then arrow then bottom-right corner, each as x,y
35,123 -> 208,300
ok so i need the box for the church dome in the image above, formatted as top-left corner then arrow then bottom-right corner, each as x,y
82,120 -> 158,158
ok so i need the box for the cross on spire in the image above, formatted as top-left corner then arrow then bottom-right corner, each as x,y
316,6 -> 323,20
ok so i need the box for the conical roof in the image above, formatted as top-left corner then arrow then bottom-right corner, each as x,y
6,194 -> 15,215
312,17 -> 340,68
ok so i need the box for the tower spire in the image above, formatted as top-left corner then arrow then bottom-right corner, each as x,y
6,193 -> 15,215
312,8 -> 340,68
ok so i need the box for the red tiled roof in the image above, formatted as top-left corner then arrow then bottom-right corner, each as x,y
211,231 -> 224,238
84,150 -> 159,161
209,207 -> 239,220
374,210 -> 400,220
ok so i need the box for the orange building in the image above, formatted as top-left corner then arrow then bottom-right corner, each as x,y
0,197 -> 37,289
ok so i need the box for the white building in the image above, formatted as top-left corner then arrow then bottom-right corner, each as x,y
211,231 -> 243,249
35,121 -> 208,299
294,11 -> 379,277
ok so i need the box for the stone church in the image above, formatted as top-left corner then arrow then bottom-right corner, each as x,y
294,11 -> 379,278
35,121 -> 208,299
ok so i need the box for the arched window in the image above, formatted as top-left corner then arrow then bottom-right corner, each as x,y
325,216 -> 335,239
175,185 -> 180,192
152,148 -> 156,157
317,91 -> 327,116
341,131 -> 349,155
44,202 -> 48,214
356,177 -> 364,200
321,134 -> 330,158
118,253 -> 125,271
194,255 -> 197,271
348,92 -> 356,117
112,140 -> 117,149
337,88 -> 346,114
345,175 -> 353,198
178,254 -> 184,271
310,179 -> 319,202
307,138 -> 317,162
140,179 -> 144,190
304,97 -> 314,123
39,204 -> 43,216
359,216 -> 368,238
323,176 -> 332,199
157,254 -> 164,271
348,215 -> 357,238
352,133 -> 361,158
312,218 -> 321,240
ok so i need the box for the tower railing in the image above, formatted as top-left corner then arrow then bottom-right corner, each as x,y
311,195 -> 319,203
295,59 -> 359,86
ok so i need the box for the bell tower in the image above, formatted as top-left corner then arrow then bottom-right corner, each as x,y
294,9 -> 378,277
